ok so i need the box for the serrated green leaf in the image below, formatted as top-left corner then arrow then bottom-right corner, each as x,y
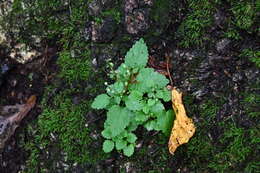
103,140 -> 114,153
157,110 -> 174,136
113,96 -> 121,105
150,101 -> 165,114
115,139 -> 127,150
148,99 -> 156,106
131,68 -> 169,93
127,133 -> 137,143
101,129 -> 112,139
123,144 -> 135,157
127,119 -> 139,131
106,106 -> 132,137
116,130 -> 128,139
142,105 -> 150,114
135,111 -> 148,122
111,82 -> 124,94
125,91 -> 144,111
91,94 -> 110,109
156,88 -> 171,102
125,38 -> 148,69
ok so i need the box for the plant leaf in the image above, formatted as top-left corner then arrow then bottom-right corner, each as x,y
150,101 -> 165,114
157,110 -> 174,136
125,38 -> 148,69
115,139 -> 127,150
106,106 -> 132,137
156,88 -> 171,102
135,111 -> 148,122
101,129 -> 112,139
91,94 -> 110,109
131,68 -> 169,93
123,144 -> 135,157
103,140 -> 114,153
127,133 -> 137,143
125,91 -> 144,111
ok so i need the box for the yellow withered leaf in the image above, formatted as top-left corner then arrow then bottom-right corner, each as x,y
168,88 -> 195,154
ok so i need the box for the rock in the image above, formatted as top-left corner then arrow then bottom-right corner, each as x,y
125,8 -> 149,34
124,0 -> 138,14
86,17 -> 118,42
83,22 -> 92,41
124,0 -> 150,34
1,1 -> 41,64
0,60 -> 12,86
9,43 -> 40,64
88,0 -> 103,16
232,72 -> 243,83
91,44 -> 117,67
214,9 -> 226,27
216,38 -> 231,54
88,0 -> 116,16
192,88 -> 209,100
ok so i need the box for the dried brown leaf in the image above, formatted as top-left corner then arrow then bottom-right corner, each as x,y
168,88 -> 195,154
0,95 -> 36,149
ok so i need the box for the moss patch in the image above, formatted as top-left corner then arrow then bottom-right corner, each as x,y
176,0 -> 217,48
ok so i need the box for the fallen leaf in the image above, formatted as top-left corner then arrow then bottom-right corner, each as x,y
168,88 -> 195,154
0,95 -> 36,149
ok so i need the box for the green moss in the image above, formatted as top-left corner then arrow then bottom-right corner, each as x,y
240,49 -> 260,68
102,7 -> 122,24
1,0 -> 90,44
150,0 -> 172,34
177,0 -> 216,48
25,87 -> 107,172
224,28 -> 241,40
181,95 -> 260,172
230,1 -> 256,31
222,0 -> 258,41
209,124 -> 259,173
57,50 -> 90,83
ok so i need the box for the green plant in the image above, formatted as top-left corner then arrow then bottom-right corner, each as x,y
91,39 -> 173,156
240,49 -> 260,68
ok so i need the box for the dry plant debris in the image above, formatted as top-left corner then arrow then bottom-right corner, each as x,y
168,88 -> 196,154
0,95 -> 36,149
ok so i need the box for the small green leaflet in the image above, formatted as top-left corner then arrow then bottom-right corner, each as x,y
156,88 -> 171,102
156,110 -> 174,136
101,129 -> 112,139
135,111 -> 148,122
125,38 -> 148,69
127,133 -> 137,143
115,139 -> 127,150
103,140 -> 114,153
125,91 -> 144,111
106,105 -> 132,137
123,144 -> 135,157
91,94 -> 110,109
150,101 -> 165,114
131,68 -> 169,93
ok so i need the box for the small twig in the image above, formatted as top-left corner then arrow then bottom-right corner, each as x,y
166,52 -> 174,87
